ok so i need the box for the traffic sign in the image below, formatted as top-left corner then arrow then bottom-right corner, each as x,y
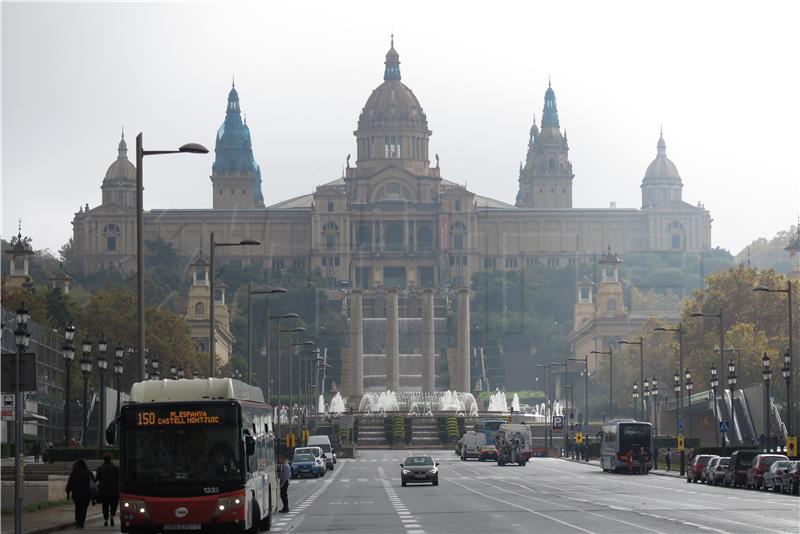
575,432 -> 583,444
552,416 -> 564,430
1,395 -> 13,421
677,435 -> 685,451
787,436 -> 797,457
677,418 -> 684,430
719,421 -> 730,433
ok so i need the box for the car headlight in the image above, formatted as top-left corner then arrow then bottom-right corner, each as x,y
428,468 -> 438,474
402,469 -> 410,475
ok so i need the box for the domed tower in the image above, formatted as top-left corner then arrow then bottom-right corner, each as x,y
210,82 -> 265,209
101,130 -> 136,209
516,82 -> 574,208
641,129 -> 683,208
352,37 -> 433,179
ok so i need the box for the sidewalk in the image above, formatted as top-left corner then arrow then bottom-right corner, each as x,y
560,456 -> 682,478
0,503 -> 103,534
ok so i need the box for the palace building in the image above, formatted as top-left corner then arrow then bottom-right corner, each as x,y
71,40 -> 712,296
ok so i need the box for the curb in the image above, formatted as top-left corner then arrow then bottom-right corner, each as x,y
25,513 -> 103,534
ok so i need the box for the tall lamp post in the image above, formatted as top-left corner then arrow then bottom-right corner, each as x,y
763,353 -> 772,450
62,324 -> 76,445
13,303 -> 31,534
591,347 -> 614,419
247,285 -> 287,387
783,350 -> 792,442
655,324 -> 683,439
208,233 -> 261,377
710,364 -> 720,446
284,328 -> 308,438
80,338 -> 93,447
643,378 -> 651,423
270,313 -> 300,407
136,134 -> 208,382
619,337 -> 644,420
651,376 -> 659,437
114,344 -> 124,417
690,311 -> 725,439
685,369 -> 693,445
632,382 -> 640,419
727,360 -> 737,449
535,364 -> 552,446
568,356 -> 590,462
754,282 -> 794,436
276,323 -> 304,437
96,336 -> 108,454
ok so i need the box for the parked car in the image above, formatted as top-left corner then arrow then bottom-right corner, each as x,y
746,454 -> 789,490
687,454 -> 716,483
400,455 -> 439,486
764,460 -> 792,492
290,452 -> 325,478
294,446 -> 326,474
778,460 -> 799,495
700,456 -> 720,484
307,435 -> 337,470
709,457 -> 730,486
724,450 -> 761,487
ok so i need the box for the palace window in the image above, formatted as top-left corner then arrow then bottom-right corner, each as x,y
526,257 -> 538,267
484,258 -> 496,269
505,258 -> 518,269
291,259 -> 306,272
194,302 -> 205,320
327,201 -> 334,212
103,223 -> 120,252
547,258 -> 559,268
116,191 -> 125,206
356,225 -> 372,252
384,136 -> 401,159
454,200 -> 461,212
450,221 -> 467,250
384,222 -> 405,251
417,225 -> 433,251
322,221 -> 340,250
272,258 -> 284,271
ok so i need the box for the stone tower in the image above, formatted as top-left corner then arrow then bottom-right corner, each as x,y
210,82 -> 265,209
101,130 -> 137,209
641,129 -> 683,208
516,82 -> 574,208
185,252 -> 235,367
4,224 -> 34,290
573,275 -> 595,329
595,246 -> 625,318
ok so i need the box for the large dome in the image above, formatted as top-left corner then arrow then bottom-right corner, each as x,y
357,43 -> 428,131
104,136 -> 136,182
643,134 -> 681,183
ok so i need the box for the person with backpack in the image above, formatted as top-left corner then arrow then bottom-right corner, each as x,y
96,453 -> 120,526
66,459 -> 96,529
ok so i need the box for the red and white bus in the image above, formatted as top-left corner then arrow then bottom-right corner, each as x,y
112,378 -> 279,533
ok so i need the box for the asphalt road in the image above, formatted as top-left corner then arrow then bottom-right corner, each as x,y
91,449 -> 799,534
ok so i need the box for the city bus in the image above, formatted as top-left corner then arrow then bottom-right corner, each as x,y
599,419 -> 652,473
474,419 -> 506,446
110,378 -> 279,533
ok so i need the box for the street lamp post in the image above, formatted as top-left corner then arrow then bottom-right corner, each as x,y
643,377 -> 651,423
783,350 -> 792,440
270,313 -> 299,407
568,355 -> 590,462
619,337 -> 644,420
293,341 -> 316,435
652,376 -> 659,437
763,353 -> 772,451
710,364 -> 720,447
754,282 -> 794,436
177,365 -> 185,379
96,336 -> 108,455
208,233 -> 261,377
247,285 -> 287,388
685,368 -> 694,445
114,344 -> 124,417
62,324 -> 76,445
136,134 -> 209,382
150,354 -> 160,381
80,338 -> 93,447
632,382 -> 640,419
13,303 -> 31,534
655,324 -> 684,472
591,347 -> 614,419
728,360 -> 737,448
278,325 -> 305,438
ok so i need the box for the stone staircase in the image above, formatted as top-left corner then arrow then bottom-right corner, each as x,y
411,417 -> 442,448
357,419 -> 386,448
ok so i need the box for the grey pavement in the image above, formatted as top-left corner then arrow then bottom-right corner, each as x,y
83,449 -> 798,534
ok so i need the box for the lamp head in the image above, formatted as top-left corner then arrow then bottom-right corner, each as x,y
178,143 -> 209,154
762,353 -> 770,368
98,335 -> 108,354
115,343 -> 124,359
239,239 -> 261,246
728,359 -> 735,374
82,338 -> 93,355
65,323 -> 76,342
63,344 -> 75,361
16,303 -> 29,326
710,364 -> 717,377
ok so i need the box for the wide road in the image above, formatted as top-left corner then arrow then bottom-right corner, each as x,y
92,449 -> 799,534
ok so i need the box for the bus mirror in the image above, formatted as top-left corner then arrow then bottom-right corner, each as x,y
245,434 -> 256,456
105,420 -> 117,445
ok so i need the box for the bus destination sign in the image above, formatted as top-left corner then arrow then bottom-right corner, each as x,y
134,409 -> 224,427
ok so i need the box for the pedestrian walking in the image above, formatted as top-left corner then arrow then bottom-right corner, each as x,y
96,453 -> 120,527
665,448 -> 671,471
627,450 -> 634,475
30,441 -> 42,463
278,455 -> 291,513
66,459 -> 96,529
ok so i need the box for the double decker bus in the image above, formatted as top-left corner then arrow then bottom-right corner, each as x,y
600,418 -> 652,473
111,378 -> 279,533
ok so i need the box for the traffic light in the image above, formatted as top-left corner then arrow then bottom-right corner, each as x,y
575,432 -> 583,444
677,435 -> 685,451
787,436 -> 797,457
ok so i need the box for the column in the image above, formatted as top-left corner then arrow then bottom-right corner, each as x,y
350,289 -> 364,400
386,288 -> 400,391
422,289 -> 435,393
457,288 -> 471,392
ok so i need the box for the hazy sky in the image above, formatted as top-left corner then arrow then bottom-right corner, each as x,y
2,1 -> 799,256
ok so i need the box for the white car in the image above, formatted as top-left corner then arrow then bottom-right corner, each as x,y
764,460 -> 792,492
459,431 -> 487,461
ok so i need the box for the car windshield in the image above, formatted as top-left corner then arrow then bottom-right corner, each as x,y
760,456 -> 788,467
316,444 -> 332,453
294,454 -> 314,462
405,456 -> 434,466
718,458 -> 730,466
772,461 -> 791,470
296,448 -> 319,457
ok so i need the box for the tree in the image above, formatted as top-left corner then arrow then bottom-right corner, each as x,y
734,224 -> 797,273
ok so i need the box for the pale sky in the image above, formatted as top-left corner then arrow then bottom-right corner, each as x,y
2,1 -> 799,256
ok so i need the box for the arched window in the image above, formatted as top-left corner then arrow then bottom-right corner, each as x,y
384,222 -> 404,251
548,158 -> 556,171
327,201 -> 334,212
194,302 -> 205,320
454,200 -> 462,212
668,221 -> 685,250
356,225 -> 372,252
417,225 -> 433,251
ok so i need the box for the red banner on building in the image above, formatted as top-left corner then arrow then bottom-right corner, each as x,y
439,215 -> 448,249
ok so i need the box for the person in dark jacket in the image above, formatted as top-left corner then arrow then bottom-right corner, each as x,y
96,454 -> 120,526
66,459 -> 96,528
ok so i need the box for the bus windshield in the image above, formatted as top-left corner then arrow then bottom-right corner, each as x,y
121,405 -> 242,484
619,424 -> 650,449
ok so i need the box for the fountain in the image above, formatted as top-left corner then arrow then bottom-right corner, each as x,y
511,393 -> 521,413
487,389 -> 508,412
357,390 -> 478,415
329,393 -> 346,415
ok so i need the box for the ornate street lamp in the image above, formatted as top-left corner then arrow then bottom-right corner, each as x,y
710,364 -> 720,446
12,303 -> 31,534
192,369 -> 200,379
170,362 -> 178,380
62,324 -> 76,444
632,382 -> 640,419
96,337 -> 108,454
783,350 -> 792,438
80,338 -> 93,447
114,344 -> 124,417
643,377 -> 651,422
651,376 -> 659,436
763,353 -> 772,450
685,369 -> 694,441
150,354 -> 160,381
177,364 -> 185,379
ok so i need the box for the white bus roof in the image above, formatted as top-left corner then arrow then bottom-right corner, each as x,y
129,378 -> 265,404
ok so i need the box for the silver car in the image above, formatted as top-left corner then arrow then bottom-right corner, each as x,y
701,456 -> 720,484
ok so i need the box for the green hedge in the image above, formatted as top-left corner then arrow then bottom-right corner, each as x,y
42,447 -> 119,463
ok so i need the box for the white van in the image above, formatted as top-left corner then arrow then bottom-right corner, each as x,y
307,435 -> 336,469
459,431 -> 487,460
